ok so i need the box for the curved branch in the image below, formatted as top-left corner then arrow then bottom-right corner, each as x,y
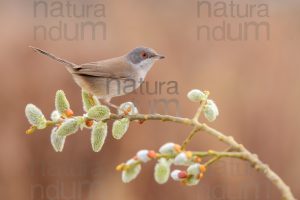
110,113 -> 297,200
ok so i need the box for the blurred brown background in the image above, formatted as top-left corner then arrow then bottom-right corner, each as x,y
0,0 -> 299,199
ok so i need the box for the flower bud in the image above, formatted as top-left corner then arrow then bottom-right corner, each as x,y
122,159 -> 141,183
136,150 -> 151,163
204,100 -> 219,122
112,118 -> 130,140
91,121 -> 108,152
82,90 -> 100,112
159,143 -> 181,155
154,158 -> 171,184
187,163 -> 201,176
174,152 -> 192,166
118,102 -> 138,115
171,170 -> 187,181
56,118 -> 80,137
64,109 -> 74,117
55,90 -> 70,115
187,89 -> 205,102
87,105 -> 110,121
25,104 -> 47,129
85,119 -> 94,128
147,150 -> 157,159
116,163 -> 125,171
50,110 -> 61,122
50,127 -> 66,152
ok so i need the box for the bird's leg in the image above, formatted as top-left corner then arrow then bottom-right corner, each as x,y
102,98 -> 132,115
102,98 -> 119,110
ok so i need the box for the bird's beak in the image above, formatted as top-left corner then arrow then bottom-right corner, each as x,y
155,54 -> 165,59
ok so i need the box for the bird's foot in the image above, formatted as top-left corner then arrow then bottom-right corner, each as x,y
102,100 -> 119,110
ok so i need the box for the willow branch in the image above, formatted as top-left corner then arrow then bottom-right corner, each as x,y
27,112 -> 296,200
111,113 -> 296,200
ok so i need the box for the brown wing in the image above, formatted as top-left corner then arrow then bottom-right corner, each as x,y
72,56 -> 134,79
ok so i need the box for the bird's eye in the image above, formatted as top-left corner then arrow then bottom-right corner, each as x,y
141,52 -> 148,59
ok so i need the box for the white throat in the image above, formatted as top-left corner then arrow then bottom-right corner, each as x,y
133,59 -> 155,78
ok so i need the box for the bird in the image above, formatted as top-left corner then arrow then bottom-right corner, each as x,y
29,46 -> 165,109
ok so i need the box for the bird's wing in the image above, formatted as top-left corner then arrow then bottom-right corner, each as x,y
73,56 -> 134,79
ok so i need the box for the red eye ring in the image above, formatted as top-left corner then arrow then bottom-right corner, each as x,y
141,52 -> 147,58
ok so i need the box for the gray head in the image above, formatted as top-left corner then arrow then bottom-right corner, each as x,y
126,47 -> 165,65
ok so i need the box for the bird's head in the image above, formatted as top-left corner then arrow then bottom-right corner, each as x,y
126,47 -> 165,71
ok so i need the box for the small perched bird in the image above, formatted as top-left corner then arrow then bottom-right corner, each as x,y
30,46 -> 165,108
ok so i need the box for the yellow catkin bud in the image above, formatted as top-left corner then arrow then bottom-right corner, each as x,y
25,126 -> 36,135
116,163 -> 125,171
185,151 -> 193,159
208,150 -> 214,154
204,90 -> 210,96
174,144 -> 182,152
198,172 -> 204,179
194,156 -> 202,163
200,165 -> 206,173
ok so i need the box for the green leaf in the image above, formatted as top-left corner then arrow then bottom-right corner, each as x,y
25,104 -> 47,129
50,127 -> 66,152
112,118 -> 130,140
203,100 -> 219,122
55,90 -> 70,115
122,159 -> 141,183
91,121 -> 107,152
154,158 -> 171,184
187,89 -> 205,102
87,105 -> 110,121
56,118 -> 80,137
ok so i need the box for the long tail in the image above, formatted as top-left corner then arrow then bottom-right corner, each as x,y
29,46 -> 78,68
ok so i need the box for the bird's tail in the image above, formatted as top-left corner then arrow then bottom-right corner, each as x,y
29,46 -> 78,68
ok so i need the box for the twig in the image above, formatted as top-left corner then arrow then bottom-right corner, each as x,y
181,127 -> 200,150
203,147 -> 234,167
181,93 -> 209,150
192,91 -> 209,122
